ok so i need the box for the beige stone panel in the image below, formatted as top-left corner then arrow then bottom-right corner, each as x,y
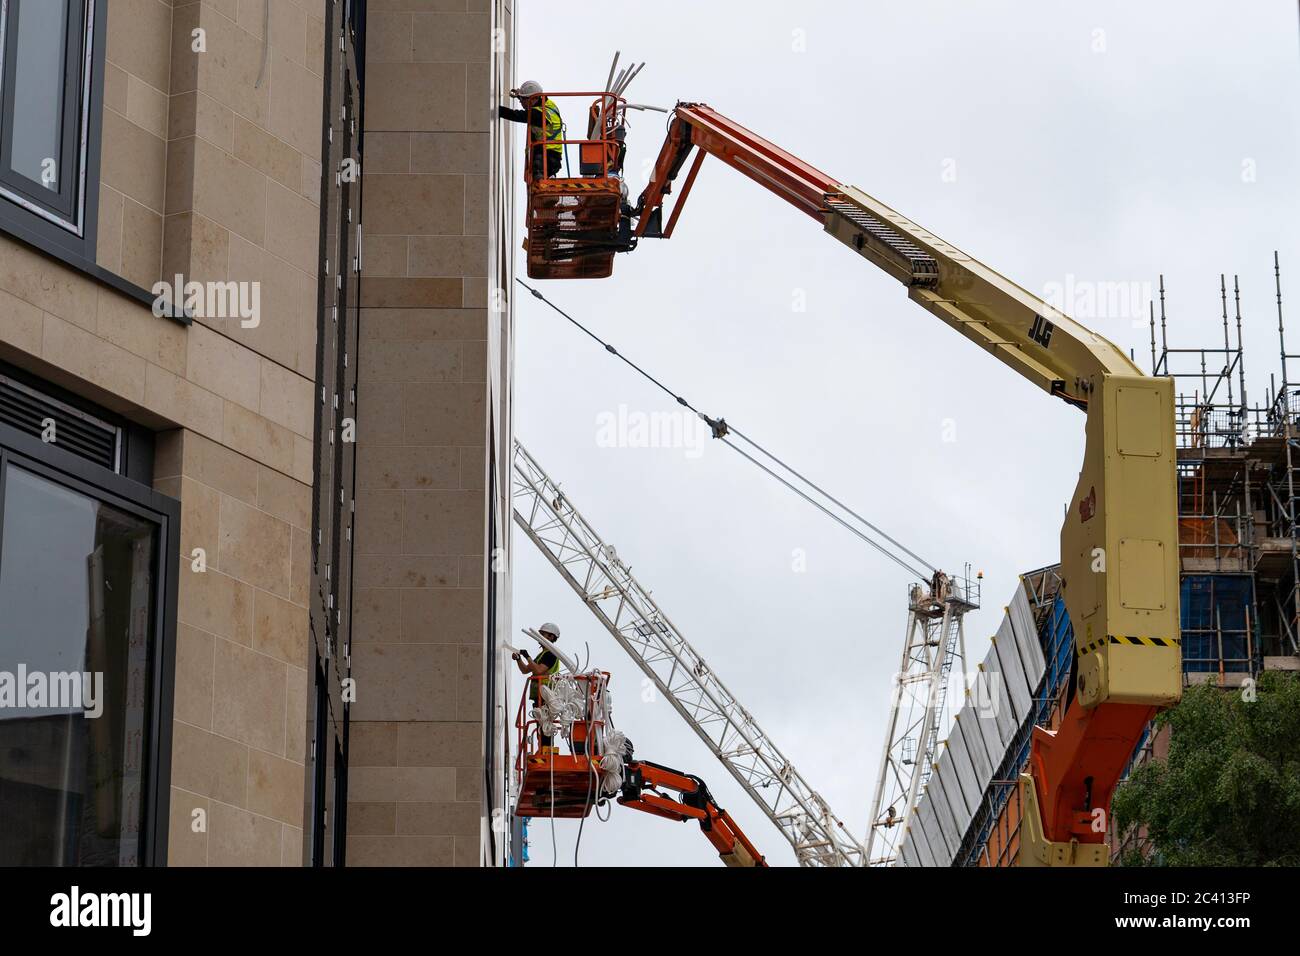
171,720 -> 249,807
126,74 -> 169,139
256,463 -> 310,529
354,490 -> 405,556
105,0 -> 173,91
247,749 -> 304,825
305,12 -> 325,74
454,767 -> 480,803
281,824 -> 304,866
463,173 -> 487,236
253,587 -> 304,666
348,802 -> 397,835
349,765 -> 456,803
41,315 -> 146,403
363,174 -> 463,236
456,644 -> 482,721
224,236 -> 303,370
300,155 -> 322,202
364,62 -> 467,131
410,131 -> 488,174
223,400 -> 297,474
95,288 -> 183,373
177,559 -> 255,645
295,269 -> 317,379
356,445 -> 459,491
346,835 -> 453,866
290,525 -> 310,606
351,647 -> 457,723
154,428 -> 182,480
265,181 -> 319,276
458,554 -> 483,588
0,232 -> 99,327
452,835 -> 478,867
101,109 -> 167,214
348,721 -> 398,767
460,340 -> 486,385
395,801 -> 478,837
462,276 -> 487,308
352,588 -> 401,644
360,339 -> 459,383
359,277 -> 462,309
396,721 -> 479,767
0,289 -> 44,357
204,0 -> 240,23
353,554 -> 458,589
207,801 -> 283,866
355,382 -> 404,444
120,199 -> 165,289
104,62 -> 129,114
364,133 -> 411,174
196,7 -> 270,125
465,61 -> 489,133
163,135 -> 196,218
407,236 -> 487,278
96,185 -> 124,273
458,446 -> 485,490
285,664 -> 307,762
181,430 -> 259,504
399,587 -> 483,644
177,476 -> 220,565
168,2 -> 199,95
269,0 -> 307,65
192,137 -> 267,245
411,12 -> 489,63
212,638 -> 289,754
402,382 -> 484,445
173,623 -> 215,730
360,307 -> 486,341
361,236 -> 408,277
404,489 -> 484,555
142,365 -> 225,441
218,495 -> 292,597
167,789 -> 208,865
291,433 -> 313,485
169,90 -> 236,152
233,115 -> 301,190
162,211 -> 231,288
259,358 -> 313,437
187,321 -> 262,408
268,48 -> 322,156
368,12 -> 413,62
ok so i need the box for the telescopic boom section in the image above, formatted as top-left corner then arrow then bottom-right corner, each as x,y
633,102 -> 1182,866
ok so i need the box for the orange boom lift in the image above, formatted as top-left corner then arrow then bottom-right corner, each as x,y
518,94 -> 1181,867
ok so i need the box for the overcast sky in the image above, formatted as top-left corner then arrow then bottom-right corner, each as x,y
509,0 -> 1300,867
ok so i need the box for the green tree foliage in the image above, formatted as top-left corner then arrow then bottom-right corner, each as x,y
1112,671 -> 1300,866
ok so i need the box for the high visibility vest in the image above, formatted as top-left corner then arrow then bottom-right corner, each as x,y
541,98 -> 563,157
529,653 -> 561,702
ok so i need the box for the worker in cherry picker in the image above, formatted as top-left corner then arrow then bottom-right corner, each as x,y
513,622 -> 562,755
497,80 -> 563,180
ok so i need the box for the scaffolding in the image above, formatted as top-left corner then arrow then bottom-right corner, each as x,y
1150,255 -> 1299,682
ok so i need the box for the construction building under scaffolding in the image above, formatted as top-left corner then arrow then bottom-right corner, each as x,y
896,255 -> 1300,867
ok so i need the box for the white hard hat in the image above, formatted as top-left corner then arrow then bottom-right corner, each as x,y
538,622 -> 561,639
518,80 -> 543,97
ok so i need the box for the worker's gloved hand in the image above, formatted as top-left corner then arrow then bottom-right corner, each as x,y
509,87 -> 522,98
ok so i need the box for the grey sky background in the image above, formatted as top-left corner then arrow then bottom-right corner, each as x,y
509,1 -> 1300,866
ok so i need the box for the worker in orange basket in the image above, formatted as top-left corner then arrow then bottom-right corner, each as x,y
497,80 -> 563,181
513,622 -> 562,756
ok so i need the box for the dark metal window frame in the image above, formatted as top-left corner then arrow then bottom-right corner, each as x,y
0,417 -> 179,866
0,0 -> 104,264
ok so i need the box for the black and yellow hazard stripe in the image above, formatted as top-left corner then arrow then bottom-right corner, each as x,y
1079,634 -> 1181,655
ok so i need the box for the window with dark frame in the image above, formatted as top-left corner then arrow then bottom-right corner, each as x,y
0,0 -> 103,262
0,417 -> 178,867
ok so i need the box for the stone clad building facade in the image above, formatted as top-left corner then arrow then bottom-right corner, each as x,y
0,0 -> 514,867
